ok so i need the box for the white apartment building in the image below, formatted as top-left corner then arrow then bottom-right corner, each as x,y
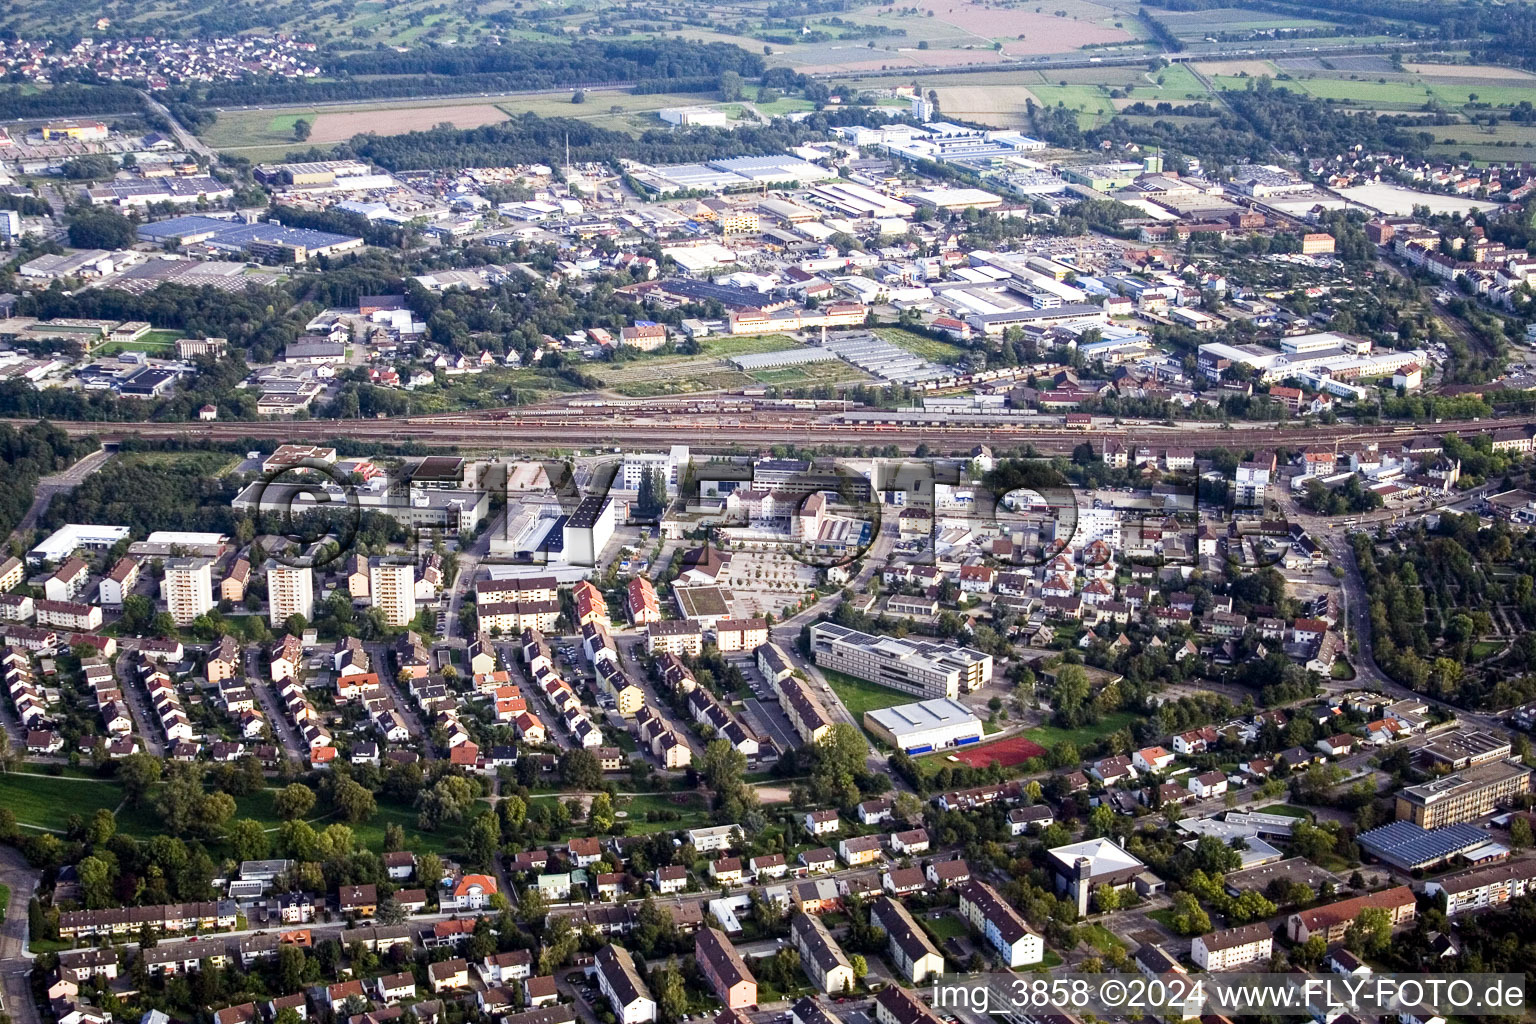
592,944 -> 656,1024
1191,923 -> 1273,970
161,558 -> 214,626
620,445 -> 690,496
808,621 -> 992,699
267,564 -> 314,627
1423,859 -> 1536,916
369,559 -> 416,627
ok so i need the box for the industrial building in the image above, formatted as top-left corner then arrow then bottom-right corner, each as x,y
808,622 -> 992,699
135,215 -> 364,262
563,495 -> 615,567
862,697 -> 983,754
28,524 -> 132,566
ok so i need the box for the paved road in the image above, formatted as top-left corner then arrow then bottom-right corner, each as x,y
7,447 -> 112,543
444,508 -> 501,641
365,641 -> 434,756
243,644 -> 308,759
0,844 -> 41,1024
138,90 -> 217,162
1278,491 -> 1515,736
114,650 -> 166,757
764,521 -> 904,782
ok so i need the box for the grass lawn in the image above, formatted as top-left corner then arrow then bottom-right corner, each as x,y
1146,908 -> 1177,930
1079,922 -> 1125,953
923,913 -> 969,941
118,450 -> 240,475
748,362 -> 873,387
1023,710 -> 1139,750
819,667 -> 915,719
874,327 -> 970,365
1471,640 -> 1505,659
617,791 -> 711,834
0,772 -> 126,832
697,334 -> 801,358
345,799 -> 464,857
1330,658 -> 1356,680
0,882 -> 9,921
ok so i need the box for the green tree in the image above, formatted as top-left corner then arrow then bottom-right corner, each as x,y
331,775 -> 377,823
227,818 -> 271,862
78,855 -> 114,908
292,118 -> 313,142
560,748 -> 604,790
1344,905 -> 1392,957
68,207 -> 137,249
118,753 -> 163,808
274,782 -> 317,821
653,964 -> 688,1022
590,792 -> 616,832
1169,892 -> 1211,936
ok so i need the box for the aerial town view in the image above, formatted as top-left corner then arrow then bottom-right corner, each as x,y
4,0 -> 1536,1023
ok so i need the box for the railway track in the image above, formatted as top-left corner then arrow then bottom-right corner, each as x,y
7,412 -> 1525,456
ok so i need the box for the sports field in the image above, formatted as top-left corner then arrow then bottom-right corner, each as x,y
945,735 -> 1048,768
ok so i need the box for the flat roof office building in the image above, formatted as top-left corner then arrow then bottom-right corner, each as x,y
809,622 -> 992,699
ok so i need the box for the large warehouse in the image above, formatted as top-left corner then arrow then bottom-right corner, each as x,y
863,698 -> 983,754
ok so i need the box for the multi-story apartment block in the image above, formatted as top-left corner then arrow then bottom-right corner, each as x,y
35,600 -> 102,631
648,620 -> 703,656
957,880 -> 1043,967
99,557 -> 140,607
869,896 -> 944,984
1191,923 -> 1273,970
808,622 -> 992,699
267,564 -> 314,627
593,944 -> 656,1024
715,618 -> 768,653
874,984 -> 945,1024
695,927 -> 756,1010
791,911 -> 854,994
1423,859 -> 1536,916
1285,887 -> 1416,944
162,557 -> 214,626
369,559 -> 416,627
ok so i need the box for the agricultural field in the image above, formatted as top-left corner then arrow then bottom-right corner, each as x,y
935,85 -> 1041,128
780,0 -> 1147,73
199,89 -> 724,155
1149,7 -> 1346,41
1426,122 -> 1536,162
1204,61 -> 1536,120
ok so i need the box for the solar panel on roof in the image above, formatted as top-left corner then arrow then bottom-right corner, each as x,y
1358,820 -> 1487,868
